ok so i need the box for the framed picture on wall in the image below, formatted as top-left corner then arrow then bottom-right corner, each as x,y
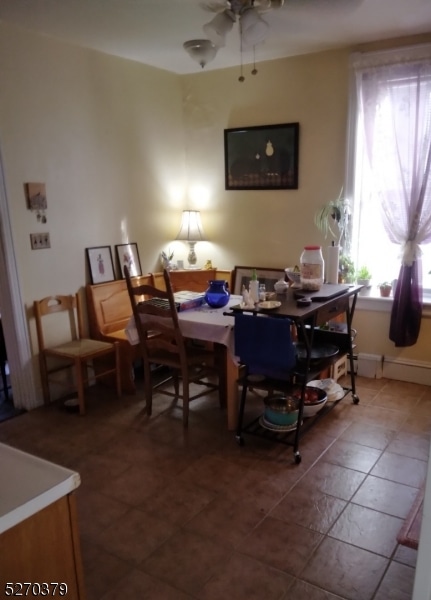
233,266 -> 287,295
115,243 -> 142,278
86,246 -> 115,285
224,122 -> 299,190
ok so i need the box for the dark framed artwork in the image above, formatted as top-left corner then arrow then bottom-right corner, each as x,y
115,243 -> 142,278
86,246 -> 115,285
224,122 -> 299,190
233,266 -> 287,295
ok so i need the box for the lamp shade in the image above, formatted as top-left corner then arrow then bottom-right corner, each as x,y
183,39 -> 217,69
203,10 -> 236,47
240,7 -> 269,47
176,210 -> 206,242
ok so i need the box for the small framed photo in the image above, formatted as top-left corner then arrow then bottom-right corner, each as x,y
86,246 -> 115,285
115,243 -> 142,278
233,266 -> 287,295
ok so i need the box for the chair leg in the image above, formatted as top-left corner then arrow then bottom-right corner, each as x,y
39,353 -> 51,405
76,359 -> 86,416
114,342 -> 121,398
0,360 -> 8,401
182,377 -> 190,428
236,374 -> 249,438
144,362 -> 153,416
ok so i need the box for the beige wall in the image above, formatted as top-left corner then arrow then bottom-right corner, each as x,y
0,22 -> 186,303
0,21 -> 430,403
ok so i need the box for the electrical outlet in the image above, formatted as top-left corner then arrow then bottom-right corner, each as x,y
30,232 -> 51,249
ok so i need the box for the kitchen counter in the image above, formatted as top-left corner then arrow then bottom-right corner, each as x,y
0,443 -> 86,598
0,442 -> 80,533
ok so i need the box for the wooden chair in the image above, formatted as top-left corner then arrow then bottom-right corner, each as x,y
124,265 -> 221,427
33,294 -> 121,415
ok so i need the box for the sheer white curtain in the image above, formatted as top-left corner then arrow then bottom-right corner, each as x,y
351,44 -> 431,346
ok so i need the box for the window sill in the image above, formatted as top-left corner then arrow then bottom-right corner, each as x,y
356,290 -> 431,316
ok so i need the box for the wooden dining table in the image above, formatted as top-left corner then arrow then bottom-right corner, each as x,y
125,284 -> 362,431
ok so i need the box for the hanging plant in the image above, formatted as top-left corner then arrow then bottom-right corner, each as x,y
314,188 -> 351,249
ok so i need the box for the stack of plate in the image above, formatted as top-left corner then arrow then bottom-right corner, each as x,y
307,378 -> 344,402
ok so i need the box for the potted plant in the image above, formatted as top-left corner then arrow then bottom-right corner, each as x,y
314,188 -> 351,249
161,248 -> 174,270
339,254 -> 355,283
379,282 -> 392,297
356,265 -> 372,295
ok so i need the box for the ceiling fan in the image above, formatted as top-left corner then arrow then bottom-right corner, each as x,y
183,0 -> 363,76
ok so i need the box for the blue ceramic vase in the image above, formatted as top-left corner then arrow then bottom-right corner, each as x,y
204,280 -> 230,308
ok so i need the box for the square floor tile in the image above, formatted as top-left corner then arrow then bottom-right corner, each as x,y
271,480 -> 347,533
328,503 -> 402,557
236,516 -> 323,574
301,537 -> 388,600
352,475 -> 419,518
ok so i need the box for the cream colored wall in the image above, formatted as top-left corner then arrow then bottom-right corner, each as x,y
180,48 -> 350,271
0,20 -> 430,397
0,22 -> 186,306
180,36 -> 431,366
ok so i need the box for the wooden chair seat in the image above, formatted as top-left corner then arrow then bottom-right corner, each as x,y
34,294 -> 121,415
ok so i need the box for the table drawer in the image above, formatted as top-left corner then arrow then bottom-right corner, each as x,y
315,295 -> 349,325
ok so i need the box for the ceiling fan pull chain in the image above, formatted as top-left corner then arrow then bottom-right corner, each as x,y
252,46 -> 258,75
238,20 -> 245,82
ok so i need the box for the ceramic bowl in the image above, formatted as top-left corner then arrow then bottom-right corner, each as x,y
263,395 -> 299,426
285,268 -> 301,286
293,386 -> 327,417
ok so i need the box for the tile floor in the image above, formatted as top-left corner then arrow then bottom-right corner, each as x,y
0,374 -> 430,600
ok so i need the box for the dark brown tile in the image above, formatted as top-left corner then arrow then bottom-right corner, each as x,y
99,569 -> 195,600
322,439 -> 382,472
141,529 -> 228,596
138,479 -> 216,526
287,579 -> 348,599
198,551 -> 294,600
373,560 -> 416,599
237,515 -> 323,574
301,537 -> 388,600
352,475 -> 419,518
393,543 -> 418,568
386,431 -> 430,461
184,494 -> 267,548
328,503 -> 402,557
371,452 -> 428,487
339,421 -> 396,450
76,487 -> 130,537
301,460 -> 367,500
271,480 -> 347,533
80,539 -> 133,600
92,507 -> 176,566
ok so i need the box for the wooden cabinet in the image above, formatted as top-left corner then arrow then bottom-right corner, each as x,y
0,444 -> 85,598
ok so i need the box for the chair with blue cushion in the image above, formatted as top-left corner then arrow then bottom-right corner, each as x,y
234,312 -> 297,443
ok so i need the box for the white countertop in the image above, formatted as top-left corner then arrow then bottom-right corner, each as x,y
0,443 -> 81,534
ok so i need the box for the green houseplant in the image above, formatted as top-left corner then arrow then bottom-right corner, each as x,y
338,254 -> 355,283
379,281 -> 392,297
314,188 -> 351,248
356,265 -> 372,295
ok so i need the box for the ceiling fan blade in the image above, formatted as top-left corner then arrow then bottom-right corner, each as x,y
284,0 -> 363,13
198,1 -> 230,13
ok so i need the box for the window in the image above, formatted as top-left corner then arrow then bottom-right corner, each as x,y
347,45 -> 431,296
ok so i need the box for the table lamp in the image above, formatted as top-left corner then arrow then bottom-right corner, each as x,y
176,210 -> 206,269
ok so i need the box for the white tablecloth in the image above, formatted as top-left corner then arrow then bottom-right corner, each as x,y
125,295 -> 241,360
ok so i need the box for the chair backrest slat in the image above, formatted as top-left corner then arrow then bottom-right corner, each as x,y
124,265 -> 186,364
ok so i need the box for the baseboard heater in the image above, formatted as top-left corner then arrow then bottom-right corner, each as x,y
383,356 -> 431,386
355,353 -> 431,385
